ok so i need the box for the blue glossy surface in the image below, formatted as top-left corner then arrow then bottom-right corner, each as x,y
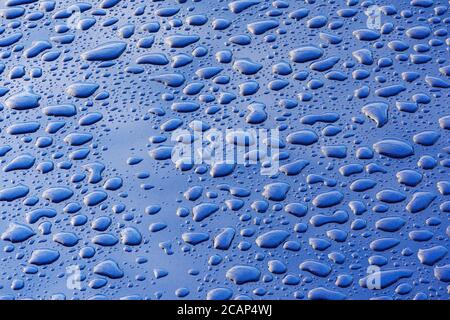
0,0 -> 449,300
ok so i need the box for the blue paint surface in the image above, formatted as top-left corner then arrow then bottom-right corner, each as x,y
0,0 -> 449,300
